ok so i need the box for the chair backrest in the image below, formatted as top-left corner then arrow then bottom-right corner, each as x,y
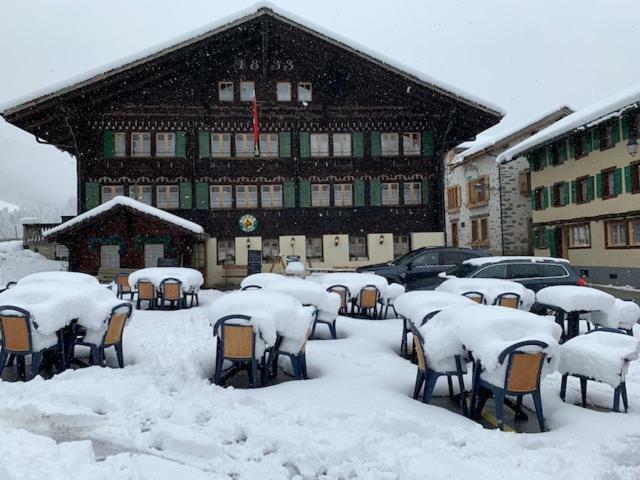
462,291 -> 484,304
494,293 -> 520,309
5,281 -> 16,290
585,327 -> 628,335
0,305 -> 33,354
103,303 -> 133,346
420,310 -> 442,326
137,280 -> 155,300
409,324 -> 427,372
214,314 -> 255,360
114,274 -> 130,291
359,285 -> 380,309
160,278 -> 182,301
241,285 -> 262,291
498,340 -> 548,394
327,285 -> 350,309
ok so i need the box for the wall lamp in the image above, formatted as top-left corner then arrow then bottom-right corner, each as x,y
379,235 -> 385,245
334,236 -> 340,246
246,238 -> 252,249
290,237 -> 296,247
627,138 -> 638,156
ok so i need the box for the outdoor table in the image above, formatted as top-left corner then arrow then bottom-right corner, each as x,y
436,277 -> 535,310
128,267 -> 204,307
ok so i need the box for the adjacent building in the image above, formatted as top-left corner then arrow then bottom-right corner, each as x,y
498,84 -> 640,286
444,107 -> 572,255
1,6 -> 501,286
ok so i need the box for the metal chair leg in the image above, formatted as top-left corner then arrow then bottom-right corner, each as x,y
30,352 -> 42,379
560,374 -> 568,401
580,377 -> 588,407
494,390 -> 505,431
621,382 -> 629,412
532,391 -> 546,432
413,370 -> 425,399
422,371 -> 438,404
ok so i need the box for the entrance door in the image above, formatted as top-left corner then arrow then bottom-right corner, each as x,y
555,227 -> 564,259
100,245 -> 120,269
144,243 -> 165,267
450,222 -> 459,247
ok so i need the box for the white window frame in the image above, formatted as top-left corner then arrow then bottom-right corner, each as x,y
219,81 -> 234,102
334,183 -> 353,207
277,81 -> 291,101
381,182 -> 400,206
240,81 -> 255,102
298,82 -> 312,102
262,238 -> 279,262
381,133 -> 399,156
236,185 -> 258,208
155,132 -> 176,157
259,133 -> 279,158
306,237 -> 323,260
393,235 -> 410,258
349,236 -> 368,260
101,185 -> 124,203
144,243 -> 164,268
217,239 -> 236,265
100,245 -> 120,269
402,132 -> 421,156
569,224 -> 591,248
310,133 -> 329,157
115,132 -> 127,157
404,182 -> 422,205
211,133 -> 232,157
260,184 -> 283,208
131,132 -> 151,157
156,185 -> 179,209
128,185 -> 152,205
235,133 -> 254,157
210,185 -> 232,209
332,133 -> 352,157
311,184 -> 331,207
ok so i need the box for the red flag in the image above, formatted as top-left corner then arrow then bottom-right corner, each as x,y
252,94 -> 260,157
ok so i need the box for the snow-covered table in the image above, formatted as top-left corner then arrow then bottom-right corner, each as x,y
586,299 -> 639,333
394,291 -> 476,326
18,271 -> 99,286
435,277 -> 535,310
128,267 -> 204,293
307,272 -> 404,306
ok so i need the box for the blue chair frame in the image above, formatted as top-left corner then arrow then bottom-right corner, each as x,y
353,284 -> 383,319
462,291 -> 485,304
241,285 -> 262,291
114,273 -> 134,300
74,303 -> 132,368
493,292 -> 521,309
158,277 -> 185,309
327,285 -> 351,315
213,315 -> 264,388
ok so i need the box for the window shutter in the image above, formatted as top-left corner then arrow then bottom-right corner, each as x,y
547,229 -> 557,256
542,186 -> 549,209
545,146 -> 552,165
571,180 -> 577,203
532,227 -> 538,248
422,131 -> 434,156
85,182 -> 100,210
595,173 -> 603,198
592,128 -> 600,150
568,138 -> 576,159
299,132 -> 310,158
299,180 -> 311,207
279,132 -> 291,158
622,116 -> 631,140
352,132 -> 364,158
586,176 -> 595,201
370,131 -> 381,157
531,192 -> 536,210
559,141 -> 568,162
103,131 -> 115,159
180,181 -> 192,209
283,180 -> 296,208
538,149 -> 546,169
198,131 -> 210,158
354,180 -> 365,207
625,165 -> 633,192
612,119 -> 621,145
614,168 -> 623,195
562,182 -> 570,206
370,180 -> 381,206
582,132 -> 592,154
195,182 -> 208,210
527,156 -> 535,170
422,177 -> 430,205
176,132 -> 187,158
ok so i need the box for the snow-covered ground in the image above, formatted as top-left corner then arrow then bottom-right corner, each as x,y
0,241 -> 64,287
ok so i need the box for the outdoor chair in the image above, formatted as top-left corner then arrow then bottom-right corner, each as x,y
74,303 -> 132,368
158,278 -> 185,309
326,285 -> 351,315
268,322 -> 313,380
400,310 -> 441,359
494,293 -> 521,309
114,273 -> 134,300
184,287 -> 199,308
241,285 -> 262,291
353,285 -> 383,319
0,305 -> 60,380
136,280 -> 156,310
213,314 -> 266,388
462,291 -> 485,304
473,340 -> 548,432
0,281 -> 17,294
410,324 -> 467,416
311,306 -> 337,339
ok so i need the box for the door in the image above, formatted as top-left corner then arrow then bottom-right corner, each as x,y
100,245 -> 120,269
555,227 -> 565,259
402,250 -> 441,289
450,222 -> 459,247
144,243 -> 165,267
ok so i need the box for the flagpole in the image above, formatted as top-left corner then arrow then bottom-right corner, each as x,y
252,93 -> 260,157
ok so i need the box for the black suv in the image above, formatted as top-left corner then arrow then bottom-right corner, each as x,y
356,247 -> 488,290
442,257 -> 583,292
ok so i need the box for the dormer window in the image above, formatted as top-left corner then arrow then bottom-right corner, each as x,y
240,81 -> 255,102
298,82 -> 312,102
219,81 -> 233,102
277,82 -> 291,101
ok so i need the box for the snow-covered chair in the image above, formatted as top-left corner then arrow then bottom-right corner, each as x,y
559,328 -> 639,412
74,303 -> 132,368
0,281 -> 17,294
462,291 -> 485,304
493,292 -> 521,309
326,284 -> 351,315
241,284 -> 263,291
353,285 -> 383,319
158,278 -> 184,309
136,279 -> 156,310
114,273 -> 134,300
267,326 -> 311,380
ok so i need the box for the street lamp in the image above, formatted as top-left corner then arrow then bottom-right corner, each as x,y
627,138 -> 638,156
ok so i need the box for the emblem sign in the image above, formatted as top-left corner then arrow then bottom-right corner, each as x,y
238,214 -> 259,233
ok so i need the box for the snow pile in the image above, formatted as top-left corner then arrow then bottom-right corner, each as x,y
258,277 -> 340,323
285,260 -> 305,276
0,199 -> 19,212
394,291 -> 475,325
240,272 -> 286,289
463,256 -> 570,266
0,241 -> 64,287
436,277 -> 535,310
308,272 -> 391,299
536,286 -> 616,312
558,331 -> 640,387
18,271 -> 98,286
590,299 -> 640,330
385,282 -> 406,300
128,267 -> 204,292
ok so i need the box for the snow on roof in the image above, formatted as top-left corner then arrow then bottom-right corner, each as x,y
43,196 -> 204,237
0,3 -> 503,117
0,200 -> 19,212
498,83 -> 640,163
463,256 -> 570,266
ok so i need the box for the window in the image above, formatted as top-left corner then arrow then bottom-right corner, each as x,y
473,264 -> 508,279
333,133 -> 352,157
467,176 -> 489,206
534,227 -> 547,249
538,264 -> 569,278
568,224 -> 591,248
404,182 -> 422,205
277,82 -> 291,101
219,81 -> 234,102
519,170 -> 531,196
115,132 -> 126,157
156,132 -> 176,157
311,184 -> 331,207
471,216 -> 489,246
381,183 -> 399,206
306,237 -> 323,260
410,251 -> 439,266
217,239 -> 235,265
210,185 -> 232,209
634,112 -> 640,138
600,123 -> 615,149
128,185 -> 152,205
349,236 -> 367,260
631,161 -> 640,194
240,81 -> 255,101
131,132 -> 151,157
211,133 -> 231,157
262,238 -> 279,262
261,184 -> 283,208
393,235 -> 410,258
533,187 -> 545,210
100,245 -> 120,269
144,244 -> 164,268
441,251 -> 471,265
236,185 -> 258,208
549,145 -> 560,166
446,185 -> 461,211
235,134 -> 254,157
552,182 -> 563,207
334,183 -> 353,207
601,168 -> 616,199
606,221 -> 627,247
574,135 -> 584,158
629,219 -> 640,246
576,176 -> 589,204
259,133 -> 279,158
298,82 -> 312,102
509,263 -> 542,279
156,185 -> 179,209
101,185 -> 124,203
402,132 -> 421,156
381,133 -> 399,156
310,133 -> 329,157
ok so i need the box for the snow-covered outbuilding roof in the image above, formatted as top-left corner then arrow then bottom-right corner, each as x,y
0,2 -> 503,118
497,83 -> 640,164
43,196 -> 204,237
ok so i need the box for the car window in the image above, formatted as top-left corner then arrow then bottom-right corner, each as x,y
473,264 -> 508,279
445,264 -> 477,277
441,252 -> 471,265
410,251 -> 439,266
508,263 -> 542,279
537,263 -> 568,278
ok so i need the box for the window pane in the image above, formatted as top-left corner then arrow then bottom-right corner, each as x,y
312,184 -> 330,207
240,81 -> 255,101
211,133 -> 231,157
156,132 -> 176,157
349,236 -> 367,259
298,82 -> 312,102
217,239 -> 236,265
381,133 -> 399,156
132,132 -> 151,157
333,133 -> 352,157
259,133 -> 279,158
262,239 -> 279,261
306,237 -> 323,260
157,185 -> 179,209
538,264 -> 567,277
310,134 -> 329,157
115,133 -> 126,157
403,133 -> 421,156
334,184 -> 353,207
210,185 -> 232,209
509,263 -> 542,279
235,134 -> 255,157
381,183 -> 399,206
219,82 -> 233,102
473,264 -> 508,279
404,182 -> 421,205
128,186 -> 152,205
277,82 -> 291,101
261,185 -> 283,208
101,186 -> 124,203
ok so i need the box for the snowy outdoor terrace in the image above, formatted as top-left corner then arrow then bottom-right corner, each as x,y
1,261 -> 640,478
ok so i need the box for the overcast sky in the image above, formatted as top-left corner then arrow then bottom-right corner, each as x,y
1,0 -> 638,212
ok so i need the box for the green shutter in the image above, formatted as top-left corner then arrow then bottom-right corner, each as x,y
538,149 -> 547,169
279,132 -> 291,158
596,173 -> 603,198
370,180 -> 381,206
582,131 -> 592,154
528,156 -> 535,171
283,180 -> 295,208
612,119 -> 621,146
568,138 -> 576,159
531,191 -> 537,210
422,177 -> 430,205
625,165 -> 633,193
622,116 -> 631,140
198,131 -> 210,158
195,182 -> 208,210
592,128 -> 600,150
85,182 -> 100,210
542,186 -> 549,209
299,132 -> 310,158
559,141 -> 568,162
547,229 -> 558,257
354,180 -> 365,207
299,180 -> 311,207
103,131 -> 115,159
352,132 -> 364,158
614,168 -> 623,195
422,131 -> 434,156
571,180 -> 577,203
532,227 -> 538,248
562,182 -> 570,206
176,132 -> 187,158
180,181 -> 192,209
370,131 -> 381,157
545,146 -> 552,165
586,176 -> 595,201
